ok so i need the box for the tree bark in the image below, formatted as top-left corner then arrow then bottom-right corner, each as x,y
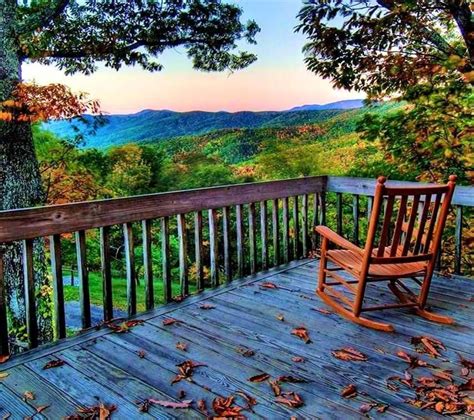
0,0 -> 51,349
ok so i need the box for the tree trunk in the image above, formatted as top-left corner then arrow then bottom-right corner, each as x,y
0,0 -> 51,349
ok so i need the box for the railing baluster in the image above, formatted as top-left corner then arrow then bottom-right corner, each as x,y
236,204 -> 244,278
272,199 -> 280,266
282,197 -> 290,263
352,194 -> 360,246
454,205 -> 463,275
336,193 -> 343,235
248,203 -> 257,274
208,209 -> 219,287
23,239 -> 38,349
177,214 -> 188,296
367,196 -> 373,222
100,226 -> 113,321
194,211 -> 204,290
320,192 -> 327,226
223,207 -> 232,282
302,194 -> 309,257
260,201 -> 268,270
311,193 -> 319,250
161,217 -> 172,303
75,230 -> 91,329
50,234 -> 66,339
0,251 -> 9,357
142,220 -> 154,310
123,223 -> 136,317
293,196 -> 300,259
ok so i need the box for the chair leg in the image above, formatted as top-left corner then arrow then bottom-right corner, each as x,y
388,280 -> 454,325
317,289 -> 394,332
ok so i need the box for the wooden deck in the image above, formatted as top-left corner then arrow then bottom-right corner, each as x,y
0,259 -> 473,419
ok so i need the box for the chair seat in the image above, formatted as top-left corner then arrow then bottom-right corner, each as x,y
327,249 -> 427,278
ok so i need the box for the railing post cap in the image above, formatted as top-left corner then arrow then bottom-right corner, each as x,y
377,176 -> 387,185
448,174 -> 457,184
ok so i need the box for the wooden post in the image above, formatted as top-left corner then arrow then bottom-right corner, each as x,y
177,214 -> 188,296
236,204 -> 244,278
272,199 -> 280,266
336,193 -> 343,235
123,223 -> 136,317
248,203 -> 257,274
260,201 -> 268,270
194,211 -> 204,290
302,194 -> 309,257
0,250 -> 9,357
161,217 -> 172,303
352,194 -> 360,246
75,230 -> 91,329
293,196 -> 300,259
100,226 -> 113,321
454,205 -> 463,275
223,207 -> 232,282
50,234 -> 66,339
23,239 -> 38,349
142,220 -> 154,310
208,208 -> 219,287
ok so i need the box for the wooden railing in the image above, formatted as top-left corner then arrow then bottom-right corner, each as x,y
0,175 -> 472,358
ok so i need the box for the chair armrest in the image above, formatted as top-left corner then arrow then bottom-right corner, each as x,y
315,226 -> 364,254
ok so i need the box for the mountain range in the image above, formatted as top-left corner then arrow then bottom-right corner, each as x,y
43,99 -> 365,149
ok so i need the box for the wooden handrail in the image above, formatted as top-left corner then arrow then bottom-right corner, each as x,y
0,176 -> 326,243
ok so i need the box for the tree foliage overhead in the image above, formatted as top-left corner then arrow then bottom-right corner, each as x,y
297,0 -> 473,98
17,0 -> 260,75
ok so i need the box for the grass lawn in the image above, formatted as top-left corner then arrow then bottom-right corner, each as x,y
64,271 -> 197,312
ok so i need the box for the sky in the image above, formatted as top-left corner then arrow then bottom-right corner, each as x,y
22,0 -> 361,114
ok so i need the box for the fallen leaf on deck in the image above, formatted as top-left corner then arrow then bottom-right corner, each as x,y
248,373 -> 270,382
359,402 -> 377,414
236,347 -> 255,357
172,296 -> 186,303
176,342 -> 188,352
235,391 -> 257,411
277,376 -> 308,383
43,359 -> 65,370
197,399 -> 208,416
149,399 -> 193,409
171,360 -> 206,384
212,396 -> 243,417
458,353 -> 474,376
137,350 -> 146,359
432,370 -> 453,382
178,390 -> 186,399
275,392 -> 304,408
291,327 -> 311,344
36,405 -> 50,414
377,404 -> 389,413
395,350 -> 428,368
107,319 -> 144,333
269,380 -> 281,396
199,303 -> 215,310
260,282 -> 278,289
276,313 -> 285,322
332,347 -> 367,362
66,403 -> 117,420
0,355 -> 10,364
137,399 -> 150,412
411,336 -> 445,358
292,356 -> 305,363
0,372 -> 8,379
459,378 -> 474,391
162,318 -> 179,326
23,391 -> 35,401
340,384 -> 357,398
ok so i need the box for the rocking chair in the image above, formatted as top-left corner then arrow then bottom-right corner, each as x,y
316,175 -> 457,332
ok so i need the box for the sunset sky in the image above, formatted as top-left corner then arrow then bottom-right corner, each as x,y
23,0 -> 361,114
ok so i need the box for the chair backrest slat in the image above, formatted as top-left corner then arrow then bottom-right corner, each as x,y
365,177 -> 456,265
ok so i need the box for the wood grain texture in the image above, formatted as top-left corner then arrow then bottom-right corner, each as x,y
100,226 -> 113,321
22,239 -> 38,349
260,201 -> 268,270
161,217 -> 172,302
177,214 -> 188,296
223,206 -> 232,282
236,204 -> 245,278
123,222 -> 137,317
272,199 -> 280,266
50,234 -> 66,339
75,230 -> 91,329
248,203 -> 257,274
194,211 -> 204,290
142,220 -> 154,310
208,208 -> 219,287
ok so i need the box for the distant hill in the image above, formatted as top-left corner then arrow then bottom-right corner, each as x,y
43,108 -> 349,148
289,99 -> 364,112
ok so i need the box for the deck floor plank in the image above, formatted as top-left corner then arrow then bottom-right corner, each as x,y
0,259 -> 472,419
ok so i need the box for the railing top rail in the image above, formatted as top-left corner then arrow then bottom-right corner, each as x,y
0,176 -> 326,243
327,176 -> 473,207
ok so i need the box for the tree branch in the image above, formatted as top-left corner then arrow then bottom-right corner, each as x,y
447,1 -> 474,65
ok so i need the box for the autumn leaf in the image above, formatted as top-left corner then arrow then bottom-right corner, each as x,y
66,403 -> 117,420
248,373 -> 270,382
377,404 -> 389,413
359,402 -> 377,414
178,390 -> 186,399
292,356 -> 305,363
411,336 -> 445,358
199,303 -> 216,310
235,391 -> 257,412
197,399 -> 208,416
275,392 -> 304,408
276,313 -> 285,322
291,327 -> 311,344
260,281 -> 278,289
149,399 -> 193,409
0,355 -> 10,364
36,405 -> 50,414
162,318 -> 180,326
171,360 -> 206,384
107,319 -> 144,333
395,350 -> 428,368
0,372 -> 9,379
43,359 -> 66,370
340,384 -> 357,399
236,347 -> 255,357
212,396 -> 243,417
176,342 -> 188,352
269,380 -> 281,396
277,376 -> 308,383
332,347 -> 367,362
459,378 -> 474,391
137,350 -> 146,359
23,391 -> 35,401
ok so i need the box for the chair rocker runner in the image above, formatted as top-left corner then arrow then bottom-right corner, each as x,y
316,175 -> 457,332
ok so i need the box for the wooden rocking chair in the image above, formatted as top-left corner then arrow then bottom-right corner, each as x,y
316,175 -> 457,332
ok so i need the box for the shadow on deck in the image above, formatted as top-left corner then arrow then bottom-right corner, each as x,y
1,259 -> 473,419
